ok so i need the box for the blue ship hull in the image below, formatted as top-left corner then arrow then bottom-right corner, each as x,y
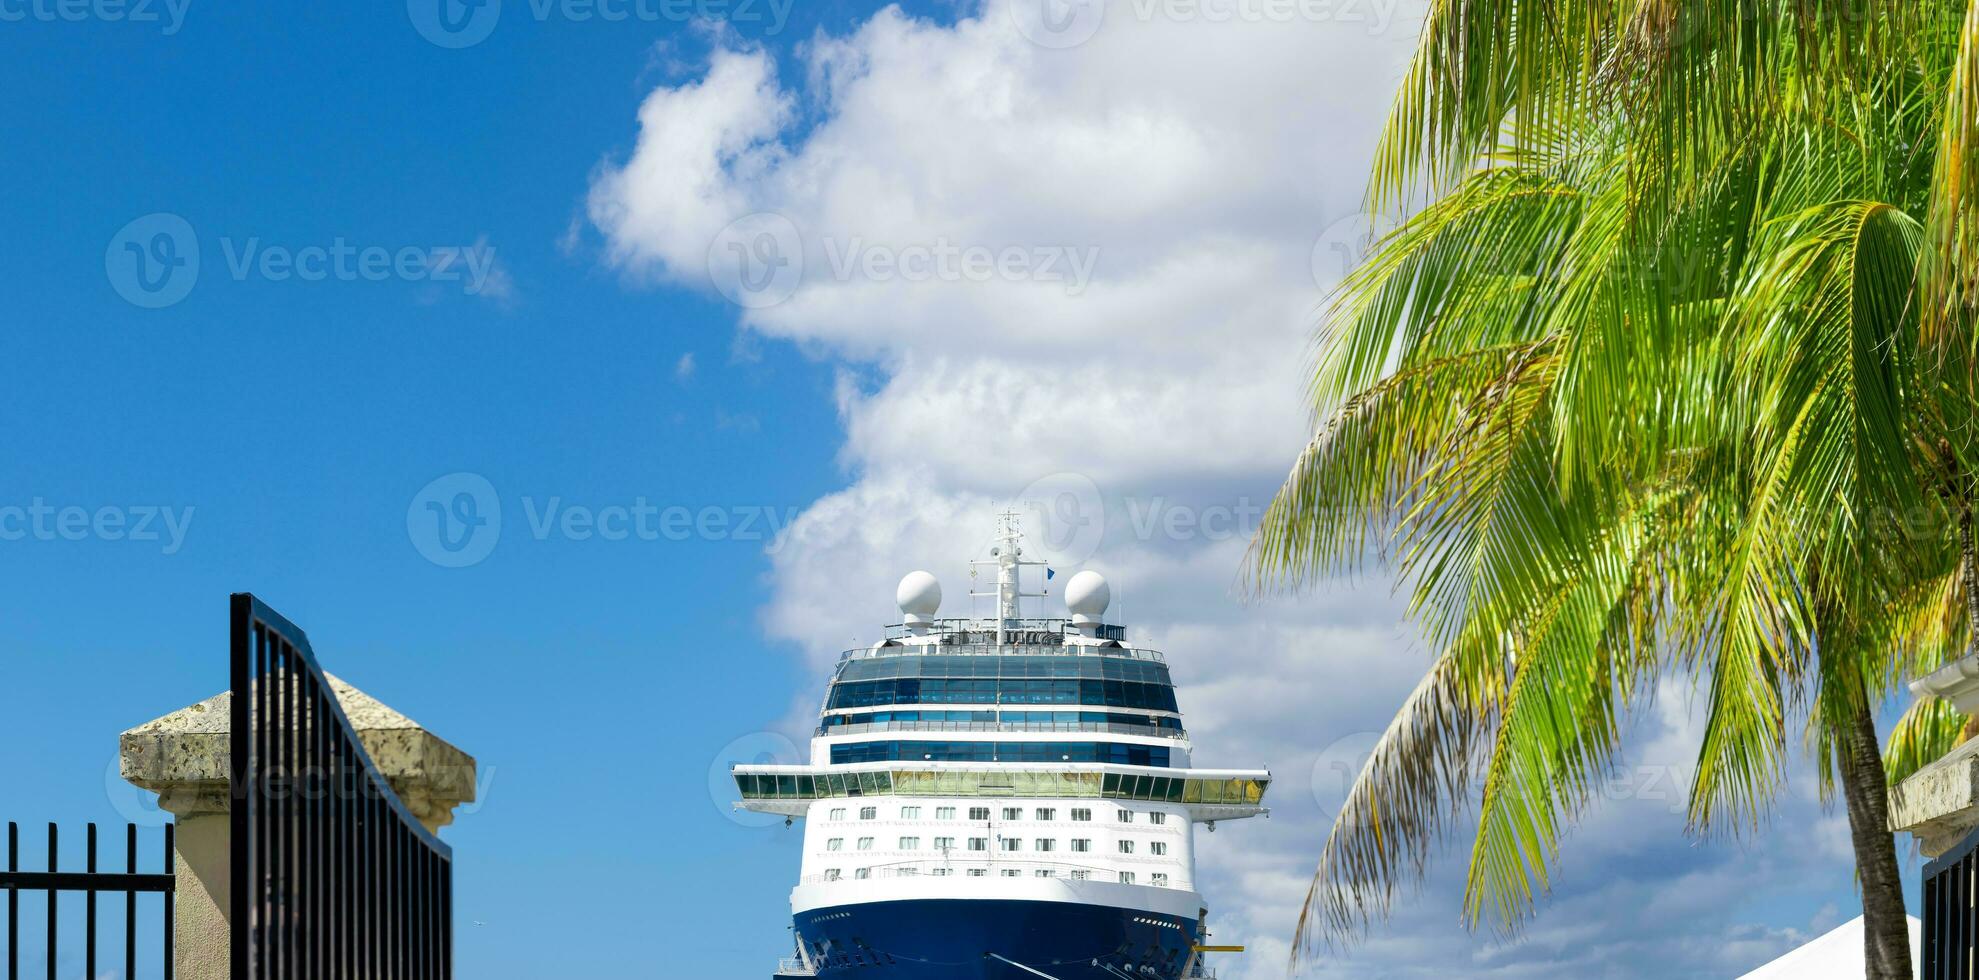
791,899 -> 1201,980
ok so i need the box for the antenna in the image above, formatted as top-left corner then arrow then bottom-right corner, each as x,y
968,508 -> 1047,647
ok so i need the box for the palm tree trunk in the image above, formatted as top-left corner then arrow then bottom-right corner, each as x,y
1964,496 -> 1979,659
1834,676 -> 1914,980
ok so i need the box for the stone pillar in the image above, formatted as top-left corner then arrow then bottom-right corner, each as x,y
120,677 -> 476,980
1892,653 -> 1979,855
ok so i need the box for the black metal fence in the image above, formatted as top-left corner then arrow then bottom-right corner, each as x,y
1924,823 -> 1979,980
0,821 -> 175,979
230,593 -> 454,980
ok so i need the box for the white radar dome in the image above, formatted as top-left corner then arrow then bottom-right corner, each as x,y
1064,570 -> 1111,623
896,570 -> 942,621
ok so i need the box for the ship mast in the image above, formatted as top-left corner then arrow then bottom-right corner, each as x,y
970,509 -> 1047,647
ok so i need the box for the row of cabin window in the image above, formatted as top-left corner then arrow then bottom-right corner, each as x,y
825,837 -> 1170,855
826,805 -> 1167,825
821,868 -> 1171,886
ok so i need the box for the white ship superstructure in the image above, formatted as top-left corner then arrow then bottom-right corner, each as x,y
736,514 -> 1270,980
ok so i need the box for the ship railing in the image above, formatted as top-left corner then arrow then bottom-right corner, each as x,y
800,858 -> 1191,888
776,956 -> 817,976
874,618 -> 1129,643
816,721 -> 1187,739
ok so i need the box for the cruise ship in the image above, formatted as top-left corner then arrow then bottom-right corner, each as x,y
734,513 -> 1271,980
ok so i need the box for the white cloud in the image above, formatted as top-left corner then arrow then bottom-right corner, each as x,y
588,1 -> 1872,975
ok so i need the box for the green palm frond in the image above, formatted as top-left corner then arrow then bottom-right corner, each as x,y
1263,0 -> 1979,964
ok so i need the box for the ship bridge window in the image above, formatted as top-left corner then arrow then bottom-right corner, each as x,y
859,807 -> 877,820
836,655 -> 1172,684
899,806 -> 921,819
735,770 -> 1268,806
969,807 -> 990,821
825,709 -> 1184,732
937,806 -> 957,820
1148,812 -> 1167,825
1002,807 -> 1022,820
829,742 -> 1172,767
1151,842 -> 1167,856
825,679 -> 1179,712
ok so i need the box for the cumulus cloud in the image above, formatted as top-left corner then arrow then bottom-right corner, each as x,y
588,1 -> 1870,975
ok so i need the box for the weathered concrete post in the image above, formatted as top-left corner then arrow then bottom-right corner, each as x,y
120,675 -> 477,980
1891,655 -> 1979,854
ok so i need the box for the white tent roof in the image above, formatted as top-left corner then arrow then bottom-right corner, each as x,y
1736,915 -> 1922,980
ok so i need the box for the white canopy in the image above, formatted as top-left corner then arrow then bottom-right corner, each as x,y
1736,916 -> 1921,980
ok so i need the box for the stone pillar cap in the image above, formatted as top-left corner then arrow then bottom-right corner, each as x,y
120,675 -> 477,833
1914,653 -> 1979,715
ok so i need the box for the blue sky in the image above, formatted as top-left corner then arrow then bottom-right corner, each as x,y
0,1 -> 1920,977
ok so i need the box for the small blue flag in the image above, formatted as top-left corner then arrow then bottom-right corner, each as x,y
1046,567 -> 1056,580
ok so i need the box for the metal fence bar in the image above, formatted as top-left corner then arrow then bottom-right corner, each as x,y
230,593 -> 453,980
164,823 -> 175,980
6,822 -> 15,980
85,825 -> 95,980
125,825 -> 136,980
1923,822 -> 1979,980
44,825 -> 53,980
0,821 -> 175,978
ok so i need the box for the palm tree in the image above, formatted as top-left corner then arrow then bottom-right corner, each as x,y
1250,3 -> 1979,977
